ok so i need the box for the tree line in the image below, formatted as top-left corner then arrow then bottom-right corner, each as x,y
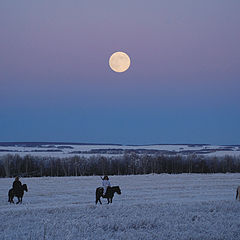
0,153 -> 240,178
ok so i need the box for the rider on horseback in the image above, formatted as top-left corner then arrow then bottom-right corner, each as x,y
12,176 -> 22,195
101,175 -> 111,197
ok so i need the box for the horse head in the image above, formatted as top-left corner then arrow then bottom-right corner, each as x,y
115,186 -> 121,195
22,184 -> 28,192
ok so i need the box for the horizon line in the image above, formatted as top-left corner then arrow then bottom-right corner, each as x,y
0,141 -> 239,147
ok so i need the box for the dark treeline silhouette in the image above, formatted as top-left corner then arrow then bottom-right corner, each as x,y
0,153 -> 240,178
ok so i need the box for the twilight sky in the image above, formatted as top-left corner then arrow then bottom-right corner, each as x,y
0,0 -> 240,144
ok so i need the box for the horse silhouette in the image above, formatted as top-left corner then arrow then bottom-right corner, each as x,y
8,184 -> 28,204
236,186 -> 240,200
96,186 -> 121,204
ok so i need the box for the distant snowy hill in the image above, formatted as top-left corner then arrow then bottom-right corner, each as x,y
0,142 -> 239,158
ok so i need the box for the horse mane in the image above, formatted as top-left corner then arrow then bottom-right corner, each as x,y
22,184 -> 28,191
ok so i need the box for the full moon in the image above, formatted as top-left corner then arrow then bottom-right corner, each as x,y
109,52 -> 131,73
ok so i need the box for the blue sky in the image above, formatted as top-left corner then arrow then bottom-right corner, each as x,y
0,0 -> 240,144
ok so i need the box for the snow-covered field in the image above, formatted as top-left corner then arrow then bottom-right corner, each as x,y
1,174 -> 240,239
0,142 -> 240,158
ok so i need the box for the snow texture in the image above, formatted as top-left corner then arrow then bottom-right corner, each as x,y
1,174 -> 240,239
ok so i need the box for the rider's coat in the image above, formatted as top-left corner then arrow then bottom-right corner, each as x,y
102,179 -> 111,195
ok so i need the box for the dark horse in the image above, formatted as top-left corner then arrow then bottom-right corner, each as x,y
8,184 -> 28,204
236,186 -> 240,200
96,186 -> 121,204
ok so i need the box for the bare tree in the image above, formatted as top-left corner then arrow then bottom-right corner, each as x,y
2,155 -> 11,177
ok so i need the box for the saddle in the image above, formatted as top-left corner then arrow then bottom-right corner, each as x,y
101,186 -> 110,197
12,189 -> 21,196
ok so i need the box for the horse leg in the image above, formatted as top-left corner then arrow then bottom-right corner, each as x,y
8,190 -> 14,203
9,195 -> 14,204
96,197 -> 102,204
96,196 -> 102,205
96,193 -> 103,204
16,197 -> 20,204
96,197 -> 101,205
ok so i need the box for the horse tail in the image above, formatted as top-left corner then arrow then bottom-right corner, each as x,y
8,190 -> 10,202
8,189 -> 12,202
96,188 -> 99,204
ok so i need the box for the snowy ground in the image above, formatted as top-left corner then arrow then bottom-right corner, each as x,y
1,174 -> 240,240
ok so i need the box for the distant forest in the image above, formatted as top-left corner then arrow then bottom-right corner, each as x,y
0,154 -> 240,177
